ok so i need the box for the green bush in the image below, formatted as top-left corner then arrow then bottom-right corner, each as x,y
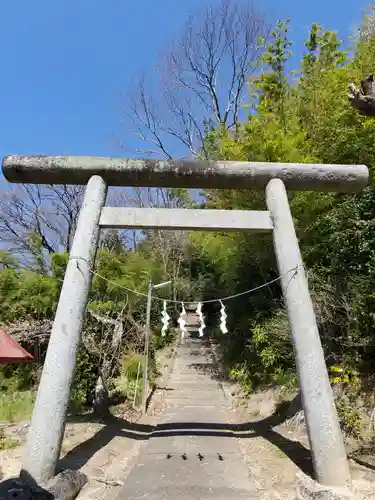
223,312 -> 295,393
111,351 -> 144,404
0,436 -> 21,451
0,391 -> 35,422
121,351 -> 144,380
272,370 -> 298,390
114,375 -> 142,405
0,363 -> 40,392
228,364 -> 253,394
69,344 -> 99,414
335,396 -> 362,439
151,328 -> 178,351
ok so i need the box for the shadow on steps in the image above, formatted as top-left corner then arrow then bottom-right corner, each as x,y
59,404 -> 314,479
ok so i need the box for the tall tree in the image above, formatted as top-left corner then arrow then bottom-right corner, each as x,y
121,0 -> 269,159
117,186 -> 197,304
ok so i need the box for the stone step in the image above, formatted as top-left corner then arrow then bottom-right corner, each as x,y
167,382 -> 223,391
166,399 -> 226,408
168,380 -> 221,386
116,338 -> 258,500
169,373 -> 218,379
171,368 -> 218,376
173,357 -> 213,363
116,449 -> 257,500
165,400 -> 230,409
169,378 -> 221,385
145,433 -> 242,455
160,406 -> 236,424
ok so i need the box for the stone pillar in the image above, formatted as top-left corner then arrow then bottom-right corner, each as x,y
22,176 -> 107,484
266,178 -> 350,486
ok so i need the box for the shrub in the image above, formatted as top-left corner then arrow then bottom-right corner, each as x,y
69,344 -> 99,414
0,363 -> 40,392
0,437 -> 21,451
112,351 -> 144,404
0,391 -> 35,422
121,351 -> 144,380
228,364 -> 253,394
335,396 -> 362,439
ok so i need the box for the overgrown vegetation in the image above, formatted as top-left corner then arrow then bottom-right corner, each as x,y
0,245 -> 180,416
199,9 -> 375,404
192,9 -> 375,440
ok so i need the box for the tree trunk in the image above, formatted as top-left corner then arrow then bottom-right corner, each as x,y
93,367 -> 110,417
348,74 -> 375,116
87,311 -> 124,416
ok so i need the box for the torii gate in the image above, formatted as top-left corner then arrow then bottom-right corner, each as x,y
2,155 -> 369,487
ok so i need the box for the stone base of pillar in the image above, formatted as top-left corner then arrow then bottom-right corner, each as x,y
0,469 -> 87,500
297,472 -> 354,500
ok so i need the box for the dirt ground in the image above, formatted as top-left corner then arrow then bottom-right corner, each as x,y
233,388 -> 375,499
1,342 -> 375,499
0,343 -> 175,498
1,417 -> 140,497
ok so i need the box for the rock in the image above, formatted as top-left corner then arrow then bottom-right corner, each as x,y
17,423 -> 31,437
0,477 -> 53,499
0,470 -> 87,500
45,470 -> 87,500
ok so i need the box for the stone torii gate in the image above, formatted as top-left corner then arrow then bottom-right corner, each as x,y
2,156 -> 369,488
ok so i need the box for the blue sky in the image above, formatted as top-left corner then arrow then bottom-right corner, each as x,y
0,0 -> 369,189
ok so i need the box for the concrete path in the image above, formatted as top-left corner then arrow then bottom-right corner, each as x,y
117,337 -> 258,499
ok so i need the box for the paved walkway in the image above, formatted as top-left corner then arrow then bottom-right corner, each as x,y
117,337 -> 258,499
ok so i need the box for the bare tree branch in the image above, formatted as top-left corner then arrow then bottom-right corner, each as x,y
0,184 -> 84,268
113,186 -> 192,304
121,0 -> 269,158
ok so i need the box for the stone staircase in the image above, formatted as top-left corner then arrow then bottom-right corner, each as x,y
183,303 -> 201,337
116,325 -> 258,499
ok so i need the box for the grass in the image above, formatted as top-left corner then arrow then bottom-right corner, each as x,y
276,449 -> 287,458
273,371 -> 299,390
113,375 -> 142,405
121,351 -> 144,380
0,426 -> 22,451
0,390 -> 35,422
0,437 -> 21,451
110,351 -> 145,407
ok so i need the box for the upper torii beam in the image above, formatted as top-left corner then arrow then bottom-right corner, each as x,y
2,154 -> 369,192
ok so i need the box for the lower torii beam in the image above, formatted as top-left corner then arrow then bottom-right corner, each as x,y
99,207 -> 273,232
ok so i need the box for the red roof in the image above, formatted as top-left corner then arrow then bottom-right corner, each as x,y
0,328 -> 34,364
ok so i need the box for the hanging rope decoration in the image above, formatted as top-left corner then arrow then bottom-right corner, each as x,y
70,257 -> 299,305
219,300 -> 228,334
178,302 -> 187,339
196,302 -> 205,337
69,258 -> 299,340
161,300 -> 170,337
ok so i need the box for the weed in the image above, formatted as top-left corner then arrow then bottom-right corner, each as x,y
335,396 -> 362,439
0,391 -> 35,423
228,364 -> 253,394
114,375 -> 142,405
0,437 -> 21,451
121,351 -> 144,380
